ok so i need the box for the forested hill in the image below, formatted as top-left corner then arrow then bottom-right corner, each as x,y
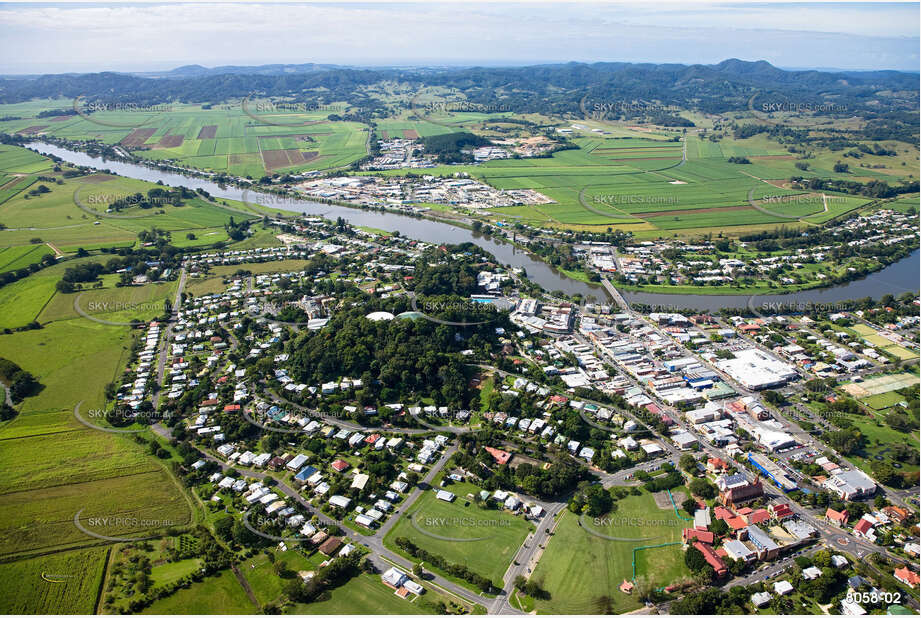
0,59 -> 916,136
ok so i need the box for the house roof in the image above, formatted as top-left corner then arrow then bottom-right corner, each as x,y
825,508 -> 848,523
318,536 -> 342,556
894,567 -> 919,587
683,528 -> 714,544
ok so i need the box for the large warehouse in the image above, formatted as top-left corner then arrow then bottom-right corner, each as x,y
716,348 -> 799,390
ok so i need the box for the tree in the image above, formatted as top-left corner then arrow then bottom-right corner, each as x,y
684,546 -> 707,571
689,478 -> 717,499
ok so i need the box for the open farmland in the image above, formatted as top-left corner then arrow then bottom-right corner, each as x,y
0,100 -> 369,178
0,149 -> 258,253
474,134 -> 876,234
0,546 -> 108,614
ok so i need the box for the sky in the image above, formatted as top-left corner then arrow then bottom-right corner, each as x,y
0,1 -> 918,74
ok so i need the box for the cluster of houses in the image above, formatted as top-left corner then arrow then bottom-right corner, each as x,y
116,321 -> 161,409
574,209 -> 918,290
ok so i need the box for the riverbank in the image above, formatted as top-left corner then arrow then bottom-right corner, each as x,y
21,140 -> 920,309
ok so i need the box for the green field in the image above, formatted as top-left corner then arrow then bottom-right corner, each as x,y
0,99 -> 369,178
0,546 -> 108,614
290,573 -> 440,615
0,244 -> 54,273
140,568 -> 256,614
384,480 -> 533,589
0,168 -> 256,253
0,310 -> 194,558
531,491 -> 690,615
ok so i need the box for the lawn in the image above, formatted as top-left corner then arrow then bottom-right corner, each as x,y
384,480 -> 533,589
530,491 -> 690,615
0,546 -> 108,614
150,557 -> 202,586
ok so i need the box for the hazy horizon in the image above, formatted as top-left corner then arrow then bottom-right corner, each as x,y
0,1 -> 918,75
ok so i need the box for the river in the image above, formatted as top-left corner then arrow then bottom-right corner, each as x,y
25,142 -> 920,310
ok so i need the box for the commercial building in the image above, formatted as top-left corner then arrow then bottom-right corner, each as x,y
823,469 -> 876,500
716,348 -> 798,390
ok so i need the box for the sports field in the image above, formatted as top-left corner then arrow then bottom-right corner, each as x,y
843,372 -> 918,397
384,480 -> 533,589
531,491 -> 690,615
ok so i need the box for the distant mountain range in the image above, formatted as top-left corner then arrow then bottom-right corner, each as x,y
0,59 -> 916,140
138,63 -> 344,78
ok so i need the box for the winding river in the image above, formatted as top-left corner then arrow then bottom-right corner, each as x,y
25,142 -> 920,310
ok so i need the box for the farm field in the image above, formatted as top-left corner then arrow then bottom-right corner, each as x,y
0,244 -> 54,273
0,546 -> 108,614
0,99 -> 369,178
384,480 -> 533,588
0,145 -> 261,254
456,135 -> 876,234
531,491 -> 690,615
0,314 -> 193,558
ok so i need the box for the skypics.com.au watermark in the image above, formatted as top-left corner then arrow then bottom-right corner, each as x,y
425,101 -> 510,114
759,102 -> 848,115
73,401 -> 158,434
409,89 -> 510,128
746,92 -> 850,128
760,194 -> 846,206
409,295 -> 501,327
579,97 -> 680,121
241,94 -> 345,127
73,294 -> 164,327
83,192 -> 174,208
73,508 -> 175,542
409,511 -> 507,542
750,298 -> 856,317
579,512 -> 681,542
593,194 -> 679,206
72,95 -> 174,129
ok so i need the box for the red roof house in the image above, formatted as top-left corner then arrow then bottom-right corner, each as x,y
770,503 -> 794,521
894,567 -> 919,588
484,446 -> 512,466
825,508 -> 848,527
